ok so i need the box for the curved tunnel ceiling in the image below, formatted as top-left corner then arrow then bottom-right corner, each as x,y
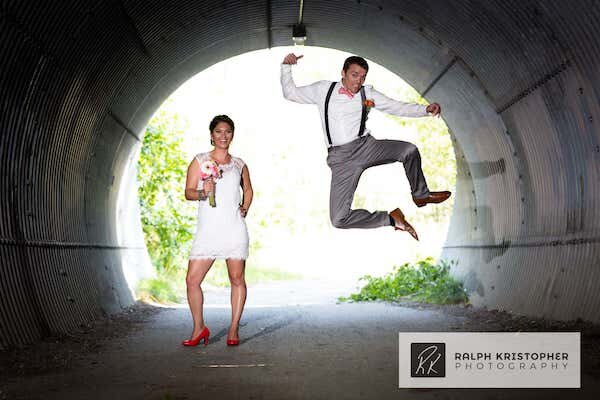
1,0 -> 599,348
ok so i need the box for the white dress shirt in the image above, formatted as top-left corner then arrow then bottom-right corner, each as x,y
280,64 -> 429,147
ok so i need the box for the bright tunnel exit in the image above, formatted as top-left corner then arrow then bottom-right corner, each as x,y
116,46 -> 456,304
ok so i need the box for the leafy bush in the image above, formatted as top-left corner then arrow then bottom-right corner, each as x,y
137,270 -> 186,304
137,106 -> 194,275
339,257 -> 468,304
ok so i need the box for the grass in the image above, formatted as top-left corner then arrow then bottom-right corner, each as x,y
203,260 -> 303,287
137,274 -> 184,304
338,257 -> 468,305
136,261 -> 303,304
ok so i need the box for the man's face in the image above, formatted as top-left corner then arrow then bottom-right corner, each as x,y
341,63 -> 367,94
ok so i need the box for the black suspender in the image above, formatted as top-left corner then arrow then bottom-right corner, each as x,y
324,82 -> 336,146
358,86 -> 367,137
324,82 -> 368,147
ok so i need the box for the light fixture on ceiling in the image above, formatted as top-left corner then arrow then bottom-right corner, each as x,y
292,23 -> 307,46
292,0 -> 306,45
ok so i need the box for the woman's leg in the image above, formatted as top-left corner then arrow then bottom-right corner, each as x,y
225,258 -> 247,340
185,258 -> 215,338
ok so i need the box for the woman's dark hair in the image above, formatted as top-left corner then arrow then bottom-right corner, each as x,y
209,114 -> 235,132
343,56 -> 369,73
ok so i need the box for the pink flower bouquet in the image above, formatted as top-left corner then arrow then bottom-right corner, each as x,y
199,160 -> 222,207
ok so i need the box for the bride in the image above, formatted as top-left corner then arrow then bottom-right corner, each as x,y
182,114 -> 253,347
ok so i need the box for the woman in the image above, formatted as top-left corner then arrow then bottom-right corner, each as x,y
182,115 -> 253,347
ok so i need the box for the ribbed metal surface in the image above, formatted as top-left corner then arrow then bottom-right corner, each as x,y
2,0 -> 600,348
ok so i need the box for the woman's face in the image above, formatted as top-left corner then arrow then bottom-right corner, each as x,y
211,121 -> 234,149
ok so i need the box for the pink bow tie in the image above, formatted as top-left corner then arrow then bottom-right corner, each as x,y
338,86 -> 354,99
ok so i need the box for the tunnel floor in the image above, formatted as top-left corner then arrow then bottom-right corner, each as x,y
2,280 -> 600,400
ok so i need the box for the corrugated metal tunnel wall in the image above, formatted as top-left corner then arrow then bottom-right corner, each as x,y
1,0 -> 599,348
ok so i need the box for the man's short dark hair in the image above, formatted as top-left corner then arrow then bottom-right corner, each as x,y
209,114 -> 235,132
343,56 -> 369,73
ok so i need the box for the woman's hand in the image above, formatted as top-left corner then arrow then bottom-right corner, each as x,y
239,205 -> 248,218
203,178 -> 215,193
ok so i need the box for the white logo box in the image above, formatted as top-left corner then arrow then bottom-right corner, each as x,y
399,332 -> 580,388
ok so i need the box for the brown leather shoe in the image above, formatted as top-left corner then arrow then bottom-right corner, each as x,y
412,191 -> 451,208
389,208 -> 419,241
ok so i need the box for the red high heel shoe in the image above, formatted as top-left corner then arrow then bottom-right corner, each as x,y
182,326 -> 210,346
226,338 -> 240,346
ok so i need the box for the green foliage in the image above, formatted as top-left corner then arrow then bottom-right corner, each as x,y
384,87 -> 456,224
339,258 -> 468,304
137,105 -> 194,275
201,260 -> 303,287
136,262 -> 303,304
137,269 -> 187,304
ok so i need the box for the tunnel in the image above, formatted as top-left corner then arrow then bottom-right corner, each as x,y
1,0 -> 599,350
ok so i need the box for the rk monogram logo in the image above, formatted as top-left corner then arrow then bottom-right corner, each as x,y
411,343 -> 446,377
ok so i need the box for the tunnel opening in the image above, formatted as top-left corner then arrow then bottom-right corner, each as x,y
118,46 -> 456,306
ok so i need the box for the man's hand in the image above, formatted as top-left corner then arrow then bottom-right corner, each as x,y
426,103 -> 441,117
282,53 -> 303,65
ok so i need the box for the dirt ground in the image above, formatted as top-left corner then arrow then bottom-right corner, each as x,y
0,303 -> 162,385
1,299 -> 599,399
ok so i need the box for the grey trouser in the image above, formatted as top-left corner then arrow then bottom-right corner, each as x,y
326,135 -> 430,229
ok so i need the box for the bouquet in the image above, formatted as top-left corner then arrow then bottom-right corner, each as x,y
199,160 -> 222,207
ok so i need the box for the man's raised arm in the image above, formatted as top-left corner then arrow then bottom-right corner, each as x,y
369,86 -> 441,118
280,53 -> 321,104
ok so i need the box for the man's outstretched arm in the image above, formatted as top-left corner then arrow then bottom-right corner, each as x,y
369,87 -> 441,118
280,53 -> 321,104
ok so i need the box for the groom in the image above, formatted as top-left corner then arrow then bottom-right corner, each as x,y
280,53 -> 451,240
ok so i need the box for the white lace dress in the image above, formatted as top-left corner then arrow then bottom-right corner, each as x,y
189,152 -> 249,260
